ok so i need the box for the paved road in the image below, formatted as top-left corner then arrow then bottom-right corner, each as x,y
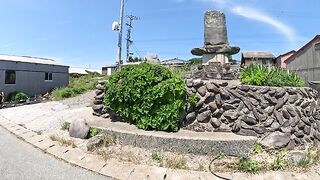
0,126 -> 110,180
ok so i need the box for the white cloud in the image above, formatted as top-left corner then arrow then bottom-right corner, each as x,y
231,6 -> 296,42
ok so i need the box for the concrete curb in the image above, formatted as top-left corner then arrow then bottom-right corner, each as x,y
1,116 -> 319,180
0,115 -> 232,180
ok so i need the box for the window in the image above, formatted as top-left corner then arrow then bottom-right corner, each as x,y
5,70 -> 16,84
45,72 -> 53,81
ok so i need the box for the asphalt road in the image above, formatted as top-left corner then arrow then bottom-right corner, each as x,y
0,126 -> 111,180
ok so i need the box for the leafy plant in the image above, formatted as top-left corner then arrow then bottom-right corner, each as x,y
217,151 -> 226,159
187,93 -> 199,107
240,64 -> 304,87
61,122 -> 70,131
88,128 -> 100,138
104,63 -> 186,132
271,156 -> 287,170
252,144 -> 264,154
8,91 -> 28,102
151,150 -> 162,162
238,157 -> 262,173
240,64 -> 268,86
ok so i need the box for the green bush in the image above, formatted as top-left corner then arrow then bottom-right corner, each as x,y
104,63 -> 186,132
240,64 -> 304,87
8,91 -> 28,102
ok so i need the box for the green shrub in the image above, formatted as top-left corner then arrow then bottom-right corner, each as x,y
240,64 -> 268,86
104,63 -> 186,132
187,93 -> 199,107
238,157 -> 262,173
8,91 -> 28,102
240,64 -> 304,87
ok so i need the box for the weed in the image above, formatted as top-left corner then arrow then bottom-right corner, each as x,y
217,151 -> 225,159
88,128 -> 100,138
161,155 -> 187,169
252,144 -> 264,154
61,122 -> 70,131
151,150 -> 162,162
49,135 -> 76,148
238,157 -> 261,173
96,150 -> 113,161
271,156 -> 287,170
102,134 -> 116,147
196,163 -> 206,171
126,152 -> 138,163
297,149 -> 320,169
279,147 -> 288,154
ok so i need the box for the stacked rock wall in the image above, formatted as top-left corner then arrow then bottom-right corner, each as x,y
183,79 -> 320,149
92,80 -> 107,117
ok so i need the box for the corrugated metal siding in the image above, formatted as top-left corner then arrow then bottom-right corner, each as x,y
0,61 -> 68,98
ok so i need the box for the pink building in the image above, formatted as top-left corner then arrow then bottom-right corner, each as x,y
275,50 -> 296,69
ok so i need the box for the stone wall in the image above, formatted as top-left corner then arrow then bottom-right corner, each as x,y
183,79 -> 320,149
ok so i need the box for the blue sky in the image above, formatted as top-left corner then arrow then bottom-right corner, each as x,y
0,0 -> 318,68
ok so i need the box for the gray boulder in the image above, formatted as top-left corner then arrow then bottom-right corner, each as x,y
259,132 -> 290,149
69,118 -> 90,139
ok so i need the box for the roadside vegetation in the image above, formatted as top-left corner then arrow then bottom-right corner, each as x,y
240,64 -> 304,87
7,91 -> 28,102
104,63 -> 186,132
50,72 -> 107,100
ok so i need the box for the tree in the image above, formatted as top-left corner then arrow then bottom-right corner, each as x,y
188,58 -> 202,64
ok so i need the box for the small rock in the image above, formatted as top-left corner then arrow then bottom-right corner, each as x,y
286,151 -> 304,165
197,110 -> 211,123
215,94 -> 223,107
242,99 -> 253,111
206,83 -> 220,93
238,85 -> 250,92
304,125 -> 311,135
69,118 -> 90,139
222,103 -> 236,110
237,129 -> 257,136
294,130 -> 304,138
208,102 -> 218,112
220,89 -> 231,100
223,110 -> 240,121
98,80 -> 106,85
96,84 -> 105,90
186,79 -> 193,87
204,93 -> 215,104
232,120 -> 241,132
196,98 -> 205,108
197,86 -> 207,97
282,110 -> 290,119
210,118 -> 222,128
274,110 -> 284,125
301,117 -> 311,126
259,132 -> 290,149
264,118 -> 274,127
92,105 -> 104,111
301,101 -> 311,109
193,80 -> 204,88
242,115 -> 257,125
276,88 -> 286,98
271,122 -> 280,131
186,112 -> 197,123
93,99 -> 103,105
95,89 -> 104,95
288,95 -> 298,104
219,82 -> 228,87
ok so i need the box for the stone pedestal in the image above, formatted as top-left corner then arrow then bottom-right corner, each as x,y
203,54 -> 229,65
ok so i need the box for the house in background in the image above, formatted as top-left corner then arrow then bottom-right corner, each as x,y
0,54 -> 69,99
241,51 -> 275,67
285,35 -> 320,84
161,58 -> 187,68
102,64 -> 117,76
275,50 -> 296,69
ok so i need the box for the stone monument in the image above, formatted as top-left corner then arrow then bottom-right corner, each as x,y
191,11 -> 240,65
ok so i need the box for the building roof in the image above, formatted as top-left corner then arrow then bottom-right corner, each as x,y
0,54 -> 67,66
69,67 -> 101,75
161,58 -> 186,65
242,52 -> 275,59
276,50 -> 296,59
284,35 -> 320,64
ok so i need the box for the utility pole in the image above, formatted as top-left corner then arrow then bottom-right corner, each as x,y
117,0 -> 125,67
125,15 -> 139,63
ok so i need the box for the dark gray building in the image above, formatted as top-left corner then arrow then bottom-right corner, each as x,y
0,54 -> 69,98
241,51 -> 275,67
285,35 -> 320,84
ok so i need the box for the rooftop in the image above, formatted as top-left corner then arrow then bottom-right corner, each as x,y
242,51 -> 275,59
0,54 -> 67,66
161,58 -> 186,65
